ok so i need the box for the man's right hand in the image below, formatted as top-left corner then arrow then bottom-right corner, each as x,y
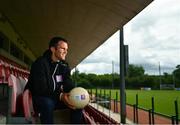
60,93 -> 76,109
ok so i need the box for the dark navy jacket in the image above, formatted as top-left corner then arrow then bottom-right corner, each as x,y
24,50 -> 75,99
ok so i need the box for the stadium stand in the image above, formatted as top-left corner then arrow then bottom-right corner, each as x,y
0,56 -> 30,123
1,57 -> 119,124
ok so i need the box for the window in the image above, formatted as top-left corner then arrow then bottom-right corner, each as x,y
0,32 -> 9,52
0,31 -> 33,66
10,42 -> 23,60
24,55 -> 33,66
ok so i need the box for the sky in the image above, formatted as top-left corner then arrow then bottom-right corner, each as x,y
75,0 -> 180,75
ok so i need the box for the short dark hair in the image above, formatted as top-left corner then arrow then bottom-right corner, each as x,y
49,36 -> 68,48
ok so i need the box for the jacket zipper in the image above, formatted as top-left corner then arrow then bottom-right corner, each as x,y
52,63 -> 58,91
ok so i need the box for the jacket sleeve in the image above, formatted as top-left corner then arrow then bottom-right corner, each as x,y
63,65 -> 75,93
25,58 -> 51,96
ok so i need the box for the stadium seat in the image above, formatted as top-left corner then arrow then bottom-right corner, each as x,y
9,64 -> 14,75
6,74 -> 31,124
84,105 -> 118,124
82,110 -> 96,124
4,62 -> 11,83
7,74 -> 23,115
22,89 -> 36,123
24,77 -> 28,83
18,77 -> 27,92
0,60 -> 5,83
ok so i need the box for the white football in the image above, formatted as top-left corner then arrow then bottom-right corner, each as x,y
69,87 -> 90,109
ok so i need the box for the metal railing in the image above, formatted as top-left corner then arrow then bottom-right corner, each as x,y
89,89 -> 180,124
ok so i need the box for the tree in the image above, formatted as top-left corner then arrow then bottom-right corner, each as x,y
162,72 -> 173,85
71,68 -> 80,83
173,65 -> 180,78
173,65 -> 180,86
127,64 -> 145,77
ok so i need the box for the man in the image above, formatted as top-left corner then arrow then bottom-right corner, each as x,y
24,37 -> 83,124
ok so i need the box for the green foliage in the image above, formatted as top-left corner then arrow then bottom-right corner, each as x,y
71,64 -> 179,89
162,72 -> 173,85
77,78 -> 92,88
127,64 -> 145,77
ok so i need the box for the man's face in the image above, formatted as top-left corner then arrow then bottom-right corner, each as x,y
53,41 -> 68,61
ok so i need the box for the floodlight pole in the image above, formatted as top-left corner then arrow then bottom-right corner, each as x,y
112,60 -> 114,89
172,71 -> 175,89
119,28 -> 126,123
159,62 -> 162,89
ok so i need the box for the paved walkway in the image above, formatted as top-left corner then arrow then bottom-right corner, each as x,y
110,101 -> 174,124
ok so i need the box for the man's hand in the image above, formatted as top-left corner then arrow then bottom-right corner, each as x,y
90,94 -> 96,103
60,93 -> 76,109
